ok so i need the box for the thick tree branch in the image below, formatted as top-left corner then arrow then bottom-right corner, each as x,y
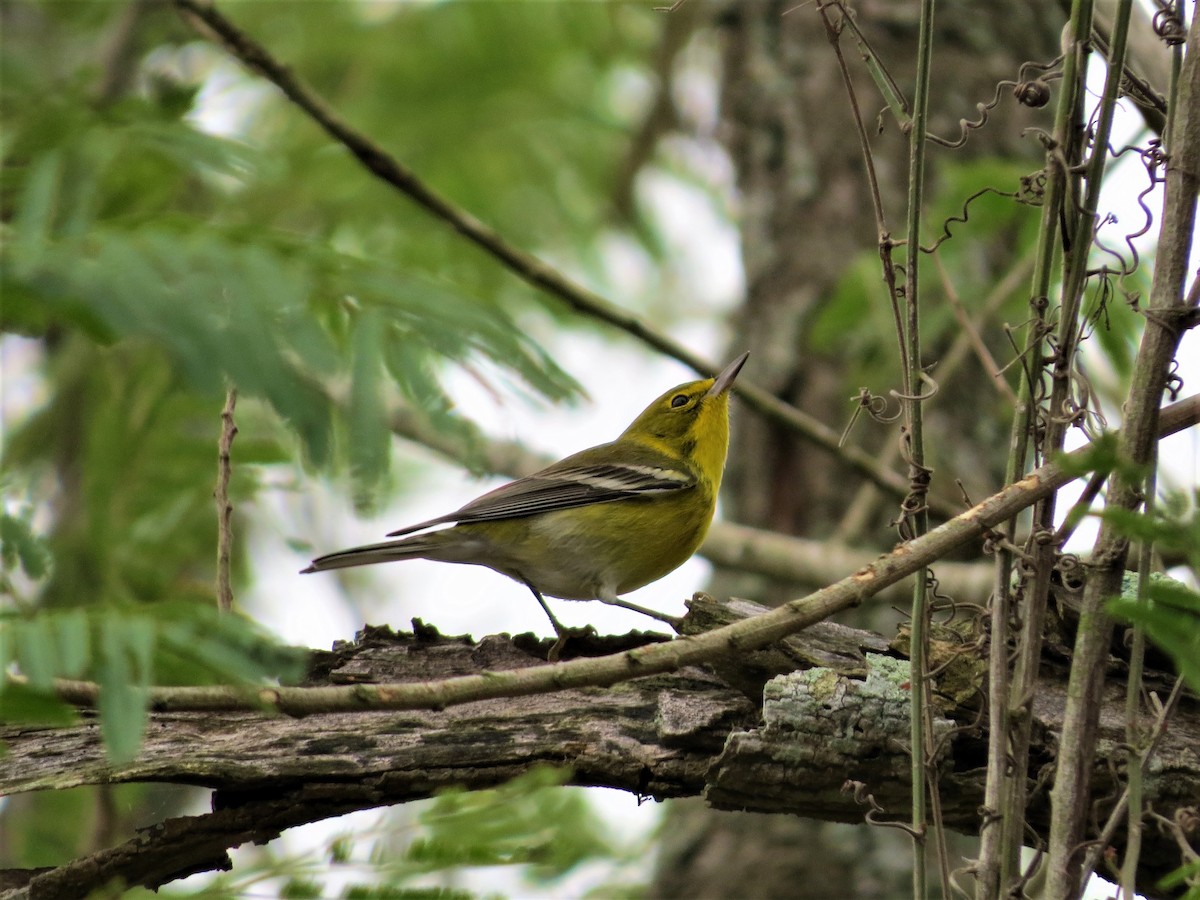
2,619 -> 1195,899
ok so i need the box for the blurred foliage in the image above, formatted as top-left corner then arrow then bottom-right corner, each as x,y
0,2 -> 662,655
0,601 -> 308,762
1,0 -> 672,887
1055,431 -> 1150,483
810,160 -> 1042,385
0,0 -> 684,628
410,767 -> 611,878
1106,490 -> 1200,693
3,0 -> 1175,895
1110,571 -> 1200,692
0,502 -> 52,586
1,69 -> 582,504
126,768 -> 648,899
1156,857 -> 1200,897
0,783 -> 190,870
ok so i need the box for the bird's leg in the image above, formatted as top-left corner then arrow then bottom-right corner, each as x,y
524,583 -> 593,661
598,595 -> 682,631
532,587 -> 569,637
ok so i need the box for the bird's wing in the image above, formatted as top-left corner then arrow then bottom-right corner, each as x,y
387,444 -> 696,537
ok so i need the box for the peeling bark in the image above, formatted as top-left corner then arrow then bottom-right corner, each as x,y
1,611 -> 1196,899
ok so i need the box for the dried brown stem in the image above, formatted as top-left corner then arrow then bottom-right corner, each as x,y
214,385 -> 237,613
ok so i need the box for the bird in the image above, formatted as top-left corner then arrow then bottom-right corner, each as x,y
303,352 -> 748,646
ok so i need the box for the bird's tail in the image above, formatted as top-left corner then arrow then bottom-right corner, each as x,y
300,534 -> 447,574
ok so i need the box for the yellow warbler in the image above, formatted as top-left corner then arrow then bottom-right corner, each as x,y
303,352 -> 748,639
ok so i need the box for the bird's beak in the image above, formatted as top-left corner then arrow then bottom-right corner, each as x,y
706,351 -> 749,398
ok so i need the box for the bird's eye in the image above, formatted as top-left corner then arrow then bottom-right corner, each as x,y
670,394 -> 689,409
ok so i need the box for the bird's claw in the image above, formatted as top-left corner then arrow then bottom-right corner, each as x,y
547,624 -> 598,662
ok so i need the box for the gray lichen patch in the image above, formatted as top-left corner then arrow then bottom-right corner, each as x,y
759,654 -> 930,765
705,655 -> 956,815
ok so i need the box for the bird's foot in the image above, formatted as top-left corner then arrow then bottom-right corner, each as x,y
547,623 -> 598,662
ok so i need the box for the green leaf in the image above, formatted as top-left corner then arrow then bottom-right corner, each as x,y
348,308 -> 390,512
1052,432 -> 1144,481
5,228 -> 341,465
0,511 -> 52,580
52,607 -> 90,678
0,682 -> 78,726
11,152 -> 62,273
98,615 -> 152,764
1109,574 -> 1200,693
410,767 -> 612,878
329,835 -> 354,865
1156,856 -> 1200,892
1098,490 -> 1200,568
0,603 -> 307,761
143,601 -> 309,687
156,609 -> 308,687
13,614 -> 58,689
280,879 -> 325,899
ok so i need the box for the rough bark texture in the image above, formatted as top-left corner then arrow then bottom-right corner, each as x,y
2,615 -> 1196,900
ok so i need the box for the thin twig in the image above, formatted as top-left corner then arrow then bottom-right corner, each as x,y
1118,458 -> 1154,896
814,0 -> 909,384
903,0 -> 937,889
1076,674 -> 1187,891
1044,0 -> 1138,469
933,254 -> 1019,406
811,10 -> 942,883
814,0 -> 893,242
1052,468 -> 1110,546
214,385 -> 237,614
